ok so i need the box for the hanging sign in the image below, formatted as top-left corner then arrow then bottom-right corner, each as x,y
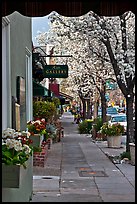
43,65 -> 68,78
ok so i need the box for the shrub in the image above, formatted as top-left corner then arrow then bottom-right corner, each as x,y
52,97 -> 60,107
33,101 -> 56,120
120,151 -> 131,160
93,117 -> 103,132
78,120 -> 89,134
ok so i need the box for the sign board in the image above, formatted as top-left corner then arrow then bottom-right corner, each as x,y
43,65 -> 68,78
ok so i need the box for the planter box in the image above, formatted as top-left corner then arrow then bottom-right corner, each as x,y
129,143 -> 135,165
2,156 -> 33,202
30,134 -> 44,147
2,156 -> 33,188
107,135 -> 122,148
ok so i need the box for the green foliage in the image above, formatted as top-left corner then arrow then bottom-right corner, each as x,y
44,132 -> 50,140
52,97 -> 60,107
78,120 -> 89,134
33,101 -> 56,120
33,146 -> 42,153
93,117 -> 103,132
2,144 -> 32,169
120,151 -> 131,160
100,122 -> 125,136
86,119 -> 93,133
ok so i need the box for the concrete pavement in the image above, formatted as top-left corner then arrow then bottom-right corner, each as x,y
30,112 -> 135,202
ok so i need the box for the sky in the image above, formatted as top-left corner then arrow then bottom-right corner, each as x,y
32,15 -> 50,46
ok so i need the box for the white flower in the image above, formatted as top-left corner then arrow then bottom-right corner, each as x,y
34,120 -> 41,124
2,127 -> 32,167
23,144 -> 31,154
21,131 -> 31,137
6,139 -> 16,149
5,139 -> 22,151
14,132 -> 20,137
2,128 -> 15,138
14,140 -> 23,151
18,132 -> 22,136
2,139 -> 6,145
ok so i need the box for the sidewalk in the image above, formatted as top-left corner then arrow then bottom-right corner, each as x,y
30,112 -> 135,202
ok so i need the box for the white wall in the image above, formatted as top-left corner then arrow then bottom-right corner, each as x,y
2,17 -> 12,130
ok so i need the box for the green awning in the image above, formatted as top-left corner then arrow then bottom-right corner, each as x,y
33,80 -> 49,96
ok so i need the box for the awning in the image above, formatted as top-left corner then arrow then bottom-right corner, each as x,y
33,80 -> 49,97
2,1 -> 135,17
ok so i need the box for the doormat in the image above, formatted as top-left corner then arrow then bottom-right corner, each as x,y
78,170 -> 108,177
76,167 -> 92,171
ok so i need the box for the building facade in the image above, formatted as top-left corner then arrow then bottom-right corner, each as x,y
2,11 -> 33,131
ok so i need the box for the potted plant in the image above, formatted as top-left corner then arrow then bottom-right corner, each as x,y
27,118 -> 47,147
2,128 -> 33,188
100,122 -> 125,148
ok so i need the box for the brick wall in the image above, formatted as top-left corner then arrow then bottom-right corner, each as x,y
33,141 -> 49,167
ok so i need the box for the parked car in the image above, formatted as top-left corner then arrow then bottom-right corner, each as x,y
107,107 -> 118,116
98,107 -> 118,118
118,107 -> 126,113
108,113 -> 127,134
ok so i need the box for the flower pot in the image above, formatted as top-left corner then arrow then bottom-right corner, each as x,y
30,134 -> 44,147
2,156 -> 33,202
107,135 -> 122,148
129,143 -> 135,165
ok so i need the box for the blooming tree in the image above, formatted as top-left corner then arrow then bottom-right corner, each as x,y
35,10 -> 135,151
90,11 -> 135,150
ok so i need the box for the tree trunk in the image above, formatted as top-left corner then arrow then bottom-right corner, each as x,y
94,13 -> 135,153
86,99 -> 91,119
100,84 -> 107,123
93,100 -> 98,119
126,94 -> 134,152
81,98 -> 86,120
90,101 -> 93,118
83,99 -> 86,119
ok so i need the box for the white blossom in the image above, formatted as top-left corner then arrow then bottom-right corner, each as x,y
23,144 -> 31,154
34,10 -> 135,100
